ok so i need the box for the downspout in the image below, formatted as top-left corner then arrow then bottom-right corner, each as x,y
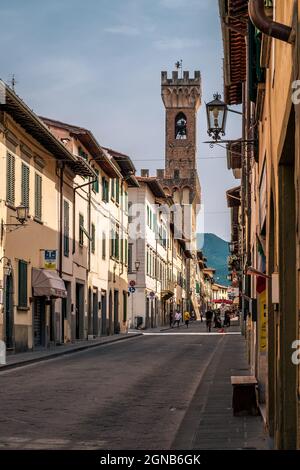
248,0 -> 295,44
58,162 -> 64,278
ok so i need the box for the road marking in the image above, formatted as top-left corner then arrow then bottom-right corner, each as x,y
142,332 -> 241,336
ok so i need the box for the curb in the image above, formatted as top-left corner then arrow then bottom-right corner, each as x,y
0,333 -> 143,372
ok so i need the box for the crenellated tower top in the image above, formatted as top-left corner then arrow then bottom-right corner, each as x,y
161,70 -> 202,110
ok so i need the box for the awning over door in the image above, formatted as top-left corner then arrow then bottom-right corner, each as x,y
32,268 -> 67,298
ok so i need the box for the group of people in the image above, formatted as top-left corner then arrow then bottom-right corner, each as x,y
170,310 -> 195,329
204,308 -> 231,332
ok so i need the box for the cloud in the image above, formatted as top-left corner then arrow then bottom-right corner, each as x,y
154,37 -> 202,50
104,25 -> 140,36
160,0 -> 207,9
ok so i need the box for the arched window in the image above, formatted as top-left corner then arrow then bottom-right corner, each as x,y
175,112 -> 187,140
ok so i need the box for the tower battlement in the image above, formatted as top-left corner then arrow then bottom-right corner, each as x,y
161,70 -> 201,86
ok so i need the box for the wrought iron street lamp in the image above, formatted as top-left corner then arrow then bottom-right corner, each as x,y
206,93 -> 228,141
0,256 -> 12,277
135,261 -> 140,272
1,205 -> 29,241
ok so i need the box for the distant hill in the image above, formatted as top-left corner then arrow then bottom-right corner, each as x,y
197,233 -> 229,286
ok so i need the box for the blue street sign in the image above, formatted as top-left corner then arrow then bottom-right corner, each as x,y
129,287 -> 136,294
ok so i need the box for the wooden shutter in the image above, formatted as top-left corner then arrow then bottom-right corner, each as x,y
6,152 -> 15,205
18,260 -> 28,308
79,214 -> 84,246
35,173 -> 42,220
91,223 -> 96,253
102,232 -> 106,260
21,163 -> 30,208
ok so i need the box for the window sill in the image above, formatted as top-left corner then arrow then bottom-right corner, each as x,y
17,306 -> 30,312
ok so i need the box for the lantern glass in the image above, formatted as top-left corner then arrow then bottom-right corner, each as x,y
16,205 -> 28,224
206,93 -> 228,140
4,262 -> 12,277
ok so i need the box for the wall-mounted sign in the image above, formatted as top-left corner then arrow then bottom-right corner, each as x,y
44,250 -> 57,270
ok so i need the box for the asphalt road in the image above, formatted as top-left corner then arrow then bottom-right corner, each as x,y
0,322 -> 266,450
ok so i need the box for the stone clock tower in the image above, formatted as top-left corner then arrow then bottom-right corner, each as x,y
158,70 -> 202,246
158,69 -> 202,316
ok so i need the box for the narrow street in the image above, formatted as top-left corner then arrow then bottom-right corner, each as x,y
0,322 -> 266,450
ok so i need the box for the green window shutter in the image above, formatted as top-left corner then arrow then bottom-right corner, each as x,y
6,152 -> 15,205
120,237 -> 123,263
125,239 -> 128,266
110,228 -> 114,257
116,179 -> 120,204
21,163 -> 30,209
102,232 -> 106,259
91,223 -> 96,253
93,169 -> 99,193
115,228 -> 119,259
111,179 -> 115,199
79,214 -> 84,246
102,177 -> 106,201
18,260 -> 28,307
128,243 -> 132,272
34,173 -> 42,220
64,200 -> 69,257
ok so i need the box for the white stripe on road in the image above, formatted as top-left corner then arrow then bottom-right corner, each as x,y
141,332 -> 241,336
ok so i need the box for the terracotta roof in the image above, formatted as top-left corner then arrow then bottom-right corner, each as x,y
40,117 -> 121,179
0,85 -> 95,178
226,186 -> 241,208
136,176 -> 166,198
219,0 -> 248,105
103,147 -> 139,188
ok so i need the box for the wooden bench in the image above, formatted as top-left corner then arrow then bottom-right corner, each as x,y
231,376 -> 259,416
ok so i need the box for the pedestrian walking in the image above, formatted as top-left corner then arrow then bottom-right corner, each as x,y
174,310 -> 182,328
206,309 -> 213,332
200,311 -> 204,323
184,311 -> 190,328
169,312 -> 174,328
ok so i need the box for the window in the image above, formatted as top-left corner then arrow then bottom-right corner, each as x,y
174,169 -> 180,179
64,200 -> 69,257
102,232 -> 106,259
146,248 -> 149,275
79,214 -> 84,246
6,152 -> 15,205
128,243 -> 133,272
102,177 -> 109,202
35,173 -> 42,220
93,169 -> 99,193
21,163 -> 29,209
18,260 -> 28,308
175,112 -> 187,139
91,223 -> 96,254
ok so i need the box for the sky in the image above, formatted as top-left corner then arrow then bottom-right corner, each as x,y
0,0 -> 240,241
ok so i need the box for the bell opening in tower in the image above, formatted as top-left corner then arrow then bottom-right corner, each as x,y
175,112 -> 187,140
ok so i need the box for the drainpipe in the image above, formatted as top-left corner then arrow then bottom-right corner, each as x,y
58,162 -> 64,278
248,0 -> 295,44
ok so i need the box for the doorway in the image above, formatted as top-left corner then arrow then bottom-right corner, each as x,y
5,274 -> 13,349
76,282 -> 84,340
33,297 -> 46,348
101,291 -> 107,335
277,106 -> 297,449
93,289 -> 98,336
109,290 -> 113,335
114,290 -> 119,334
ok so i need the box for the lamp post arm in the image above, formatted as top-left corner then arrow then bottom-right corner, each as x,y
228,108 -> 243,116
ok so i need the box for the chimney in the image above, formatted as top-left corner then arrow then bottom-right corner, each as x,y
141,169 -> 149,177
